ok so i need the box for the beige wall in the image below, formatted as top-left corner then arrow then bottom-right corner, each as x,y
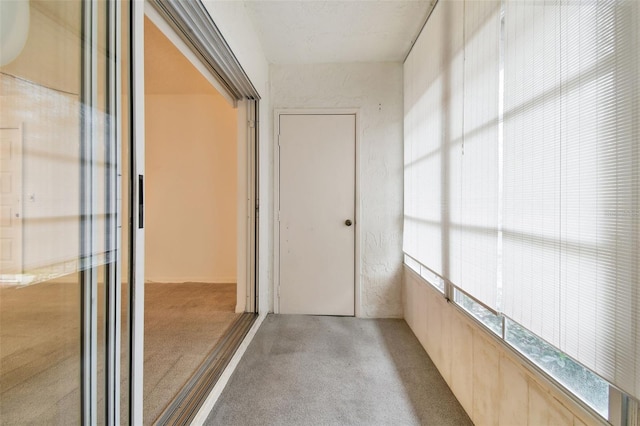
2,2 -> 81,95
403,266 -> 606,426
145,93 -> 237,283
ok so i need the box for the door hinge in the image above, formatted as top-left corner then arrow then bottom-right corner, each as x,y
248,120 -> 255,128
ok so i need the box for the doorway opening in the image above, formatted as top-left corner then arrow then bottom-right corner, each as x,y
141,15 -> 253,424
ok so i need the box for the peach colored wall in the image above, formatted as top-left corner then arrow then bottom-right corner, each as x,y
145,93 -> 237,283
403,266 -> 606,426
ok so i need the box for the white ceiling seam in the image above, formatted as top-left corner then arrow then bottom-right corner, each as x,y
402,0 -> 439,63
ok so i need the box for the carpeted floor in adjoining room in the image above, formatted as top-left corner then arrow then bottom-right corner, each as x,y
205,314 -> 472,426
0,279 -> 240,425
144,282 -> 240,424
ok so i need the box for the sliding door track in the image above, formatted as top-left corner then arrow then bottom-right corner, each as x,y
154,312 -> 257,425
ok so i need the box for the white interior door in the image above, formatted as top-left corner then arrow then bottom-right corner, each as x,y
0,127 -> 22,279
278,114 -> 355,316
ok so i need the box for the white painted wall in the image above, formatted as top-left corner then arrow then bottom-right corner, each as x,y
403,267 -> 606,426
202,1 -> 273,314
271,63 -> 404,318
197,7 -> 404,317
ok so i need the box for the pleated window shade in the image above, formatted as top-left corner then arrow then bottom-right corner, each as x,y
455,0 -> 501,309
404,0 -> 639,400
403,0 -> 500,310
502,0 -> 639,399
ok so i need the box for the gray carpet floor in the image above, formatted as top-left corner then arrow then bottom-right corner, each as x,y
205,315 -> 473,426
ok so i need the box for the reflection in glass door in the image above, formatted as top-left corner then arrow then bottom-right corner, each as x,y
0,0 -> 129,424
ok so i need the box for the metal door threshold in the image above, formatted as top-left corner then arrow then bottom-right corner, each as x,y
154,312 -> 257,425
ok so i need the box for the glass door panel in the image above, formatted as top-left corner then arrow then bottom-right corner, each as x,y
0,0 -> 84,423
0,0 -> 127,424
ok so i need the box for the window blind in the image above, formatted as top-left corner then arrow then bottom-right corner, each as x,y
405,0 -> 639,401
502,0 -> 639,399
454,0 -> 501,309
404,0 -> 499,310
502,0 -> 563,348
403,0 -> 464,281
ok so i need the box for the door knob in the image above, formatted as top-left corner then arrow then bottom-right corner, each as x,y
345,219 -> 353,226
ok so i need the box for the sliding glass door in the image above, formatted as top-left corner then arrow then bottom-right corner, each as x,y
0,0 -> 130,423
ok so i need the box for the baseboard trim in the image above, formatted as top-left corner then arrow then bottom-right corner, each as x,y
145,277 -> 237,284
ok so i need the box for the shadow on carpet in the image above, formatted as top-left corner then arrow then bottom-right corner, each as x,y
205,314 -> 473,426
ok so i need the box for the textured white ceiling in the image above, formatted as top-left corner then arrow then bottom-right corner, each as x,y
244,0 -> 434,64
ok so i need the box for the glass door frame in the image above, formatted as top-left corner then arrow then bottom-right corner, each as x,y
125,0 -> 262,423
80,0 -> 130,423
128,0 -> 146,424
79,0 -> 99,422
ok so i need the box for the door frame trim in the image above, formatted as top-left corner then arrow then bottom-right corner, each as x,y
0,125 -> 23,283
273,109 -> 361,317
